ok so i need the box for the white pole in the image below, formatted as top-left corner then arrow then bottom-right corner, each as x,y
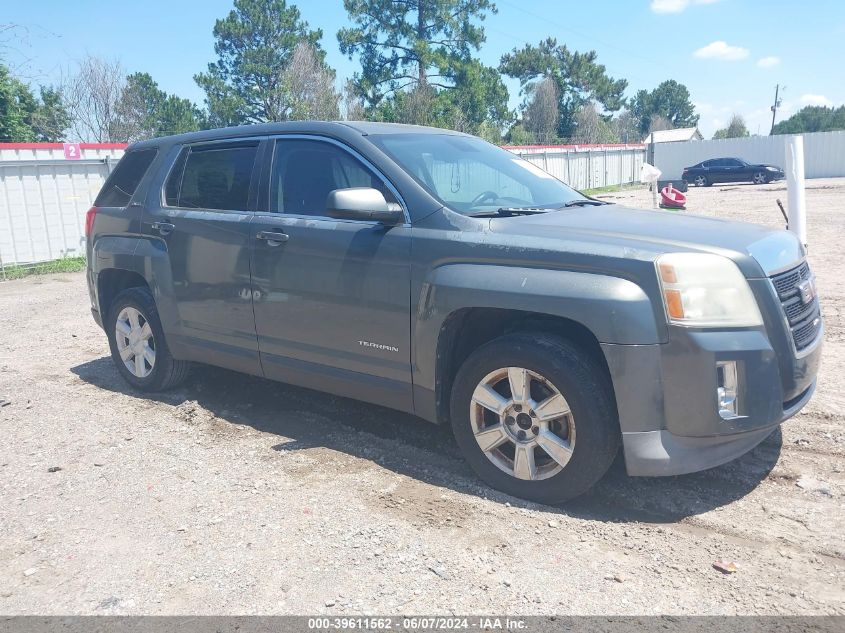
786,135 -> 807,246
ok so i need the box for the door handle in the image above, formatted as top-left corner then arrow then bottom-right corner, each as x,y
256,230 -> 289,245
151,221 -> 175,236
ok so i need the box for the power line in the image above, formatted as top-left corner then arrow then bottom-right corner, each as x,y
497,0 -> 664,69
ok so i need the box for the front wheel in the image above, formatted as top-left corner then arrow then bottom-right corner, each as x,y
752,171 -> 768,185
450,333 -> 620,504
106,287 -> 190,391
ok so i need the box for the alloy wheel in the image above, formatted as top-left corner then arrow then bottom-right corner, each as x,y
114,306 -> 156,378
753,172 -> 767,184
469,367 -> 576,481
694,175 -> 707,187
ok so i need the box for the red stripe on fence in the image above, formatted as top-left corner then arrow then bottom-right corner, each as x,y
503,143 -> 646,150
0,143 -> 128,150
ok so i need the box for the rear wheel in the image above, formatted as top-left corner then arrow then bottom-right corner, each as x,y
752,171 -> 768,185
450,333 -> 619,504
694,175 -> 709,187
106,287 -> 190,391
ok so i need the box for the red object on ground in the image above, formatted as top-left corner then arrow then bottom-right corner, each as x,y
660,184 -> 687,208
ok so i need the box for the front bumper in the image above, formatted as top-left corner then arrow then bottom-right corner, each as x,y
602,319 -> 822,477
620,380 -> 815,476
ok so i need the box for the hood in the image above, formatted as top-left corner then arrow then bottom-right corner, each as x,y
487,204 -> 804,277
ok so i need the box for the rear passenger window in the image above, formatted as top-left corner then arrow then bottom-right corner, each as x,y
169,143 -> 258,210
270,139 -> 396,215
95,149 -> 158,207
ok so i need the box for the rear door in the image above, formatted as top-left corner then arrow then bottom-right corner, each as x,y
249,136 -> 413,412
723,158 -> 746,182
141,138 -> 266,375
707,158 -> 729,183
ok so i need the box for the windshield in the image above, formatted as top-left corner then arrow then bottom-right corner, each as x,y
369,133 -> 587,214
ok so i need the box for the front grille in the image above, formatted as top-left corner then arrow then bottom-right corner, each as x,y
771,260 -> 812,298
770,261 -> 821,352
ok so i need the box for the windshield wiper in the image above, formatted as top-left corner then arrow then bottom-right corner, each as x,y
562,198 -> 606,207
468,206 -> 551,218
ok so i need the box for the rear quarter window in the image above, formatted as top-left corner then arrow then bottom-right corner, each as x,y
95,149 -> 158,207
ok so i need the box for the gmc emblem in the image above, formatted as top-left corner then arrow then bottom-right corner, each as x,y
798,278 -> 817,305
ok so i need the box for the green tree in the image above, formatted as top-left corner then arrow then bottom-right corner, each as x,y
0,63 -> 37,141
280,41 -> 340,121
338,0 -> 496,106
573,102 -> 618,144
195,0 -> 325,126
31,86 -> 71,142
499,38 -> 626,140
115,73 -> 200,141
629,79 -> 699,137
437,59 -> 512,134
521,77 -> 558,143
0,63 -> 69,142
772,105 -> 845,134
712,113 -> 749,139
505,122 -> 534,145
612,109 -> 640,144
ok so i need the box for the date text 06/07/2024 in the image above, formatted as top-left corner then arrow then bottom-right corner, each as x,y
307,617 -> 528,630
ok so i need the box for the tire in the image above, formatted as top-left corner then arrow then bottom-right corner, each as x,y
694,175 -> 709,187
752,171 -> 768,185
449,333 -> 620,504
106,287 -> 190,391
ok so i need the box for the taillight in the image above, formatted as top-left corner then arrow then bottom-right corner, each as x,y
85,206 -> 97,236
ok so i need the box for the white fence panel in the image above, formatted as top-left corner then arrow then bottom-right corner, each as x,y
508,145 -> 646,190
652,130 -> 845,181
0,146 -> 123,266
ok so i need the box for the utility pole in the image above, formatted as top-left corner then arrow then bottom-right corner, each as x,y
770,84 -> 783,134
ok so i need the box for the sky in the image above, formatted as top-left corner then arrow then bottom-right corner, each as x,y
3,0 -> 845,139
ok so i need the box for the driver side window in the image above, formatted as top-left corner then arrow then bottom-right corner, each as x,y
270,139 -> 396,215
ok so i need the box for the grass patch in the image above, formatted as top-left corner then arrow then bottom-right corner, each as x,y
582,182 -> 645,197
1,256 -> 87,281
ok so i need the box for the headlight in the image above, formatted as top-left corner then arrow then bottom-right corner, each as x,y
765,166 -> 778,171
656,253 -> 763,327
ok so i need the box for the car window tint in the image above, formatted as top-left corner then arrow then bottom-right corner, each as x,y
178,144 -> 258,210
726,158 -> 742,167
95,149 -> 158,207
164,147 -> 189,207
270,139 -> 396,215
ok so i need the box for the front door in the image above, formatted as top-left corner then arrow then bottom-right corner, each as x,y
142,139 -> 264,375
249,137 -> 413,412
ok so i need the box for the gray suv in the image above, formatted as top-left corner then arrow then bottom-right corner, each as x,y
85,122 -> 822,503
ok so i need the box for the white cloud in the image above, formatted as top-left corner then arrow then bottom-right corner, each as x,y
651,0 -> 722,14
757,56 -> 780,68
693,40 -> 750,61
800,94 -> 833,107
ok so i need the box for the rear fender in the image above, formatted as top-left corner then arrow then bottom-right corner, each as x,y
92,236 -> 180,344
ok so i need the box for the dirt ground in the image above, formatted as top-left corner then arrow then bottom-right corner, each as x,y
1,178 -> 843,615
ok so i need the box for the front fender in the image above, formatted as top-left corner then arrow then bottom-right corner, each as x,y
412,264 -> 663,421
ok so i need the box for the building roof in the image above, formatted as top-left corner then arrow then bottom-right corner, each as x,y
643,127 -> 703,144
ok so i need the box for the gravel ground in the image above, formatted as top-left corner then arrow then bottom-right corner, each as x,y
1,178 -> 843,615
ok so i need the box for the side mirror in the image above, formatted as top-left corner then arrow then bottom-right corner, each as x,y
325,188 -> 404,225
